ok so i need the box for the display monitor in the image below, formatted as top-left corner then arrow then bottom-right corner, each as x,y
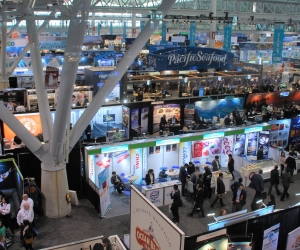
103,114 -> 115,122
199,87 -> 204,97
280,91 -> 290,97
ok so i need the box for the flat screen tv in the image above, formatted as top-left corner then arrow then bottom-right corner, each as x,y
280,91 -> 289,97
103,114 -> 115,122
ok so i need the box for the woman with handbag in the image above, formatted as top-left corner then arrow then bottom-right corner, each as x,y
170,184 -> 181,223
23,220 -> 34,250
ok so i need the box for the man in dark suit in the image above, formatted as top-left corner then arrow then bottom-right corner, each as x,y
210,173 -> 226,208
224,114 -> 231,126
203,166 -> 212,199
257,146 -> 264,160
231,177 -> 243,193
170,184 -> 181,222
281,169 -> 292,201
187,183 -> 205,218
250,169 -> 264,211
110,171 -> 125,195
179,164 -> 188,196
169,115 -> 178,125
212,156 -> 221,171
285,152 -> 296,182
268,165 -> 281,196
159,114 -> 167,130
231,184 -> 247,212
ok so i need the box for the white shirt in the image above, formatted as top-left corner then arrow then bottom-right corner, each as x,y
267,105 -> 273,112
7,103 -> 14,111
20,198 -> 34,211
17,208 -> 34,225
0,203 -> 10,215
16,105 -> 25,112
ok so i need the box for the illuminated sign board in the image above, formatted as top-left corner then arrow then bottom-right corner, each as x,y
101,144 -> 128,153
244,126 -> 262,133
203,132 -> 224,139
156,138 -> 180,146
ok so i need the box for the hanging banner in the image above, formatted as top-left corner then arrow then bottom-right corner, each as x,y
161,21 -> 167,45
122,22 -> 126,42
140,21 -> 145,31
223,23 -> 232,52
246,132 -> 258,156
44,66 -> 59,89
262,223 -> 280,250
110,22 -> 113,35
220,135 -> 234,167
130,148 -> 143,184
189,21 -> 196,47
179,142 -> 191,166
234,134 -> 246,157
130,186 -> 185,250
272,23 -> 285,63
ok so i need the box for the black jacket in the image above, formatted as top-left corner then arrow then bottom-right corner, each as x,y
145,173 -> 155,185
179,167 -> 187,182
270,168 -> 280,185
216,177 -> 225,194
111,175 -> 123,188
251,174 -> 264,192
203,169 -> 212,185
231,181 -> 241,193
187,165 -> 195,175
257,150 -> 264,160
195,188 -> 204,204
267,200 -> 276,209
228,158 -> 235,171
232,189 -> 247,206
170,189 -> 181,205
282,172 -> 292,187
285,156 -> 296,170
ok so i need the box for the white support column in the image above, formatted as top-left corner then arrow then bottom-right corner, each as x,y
209,0 -> 216,48
1,3 -> 8,84
50,0 -> 91,163
26,18 -> 52,143
6,20 -> 21,39
6,14 -> 54,76
69,0 -> 176,149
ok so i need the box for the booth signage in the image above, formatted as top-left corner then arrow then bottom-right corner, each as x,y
203,132 -> 224,139
148,47 -> 235,71
101,145 -> 128,153
156,138 -> 180,146
273,23 -> 285,63
223,23 -> 232,52
244,126 -> 262,133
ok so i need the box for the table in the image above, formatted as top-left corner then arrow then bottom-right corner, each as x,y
141,180 -> 182,206
124,175 -> 139,185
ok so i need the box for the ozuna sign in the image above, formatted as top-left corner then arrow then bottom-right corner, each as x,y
148,47 -> 234,71
136,227 -> 160,250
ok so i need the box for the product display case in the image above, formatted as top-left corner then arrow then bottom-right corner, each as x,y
240,159 -> 278,186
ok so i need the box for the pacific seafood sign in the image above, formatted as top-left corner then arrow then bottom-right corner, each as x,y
148,47 -> 234,71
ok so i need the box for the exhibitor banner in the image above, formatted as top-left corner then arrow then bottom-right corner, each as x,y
130,186 -> 185,250
286,226 -> 300,250
262,223 -> 280,250
272,23 -> 285,63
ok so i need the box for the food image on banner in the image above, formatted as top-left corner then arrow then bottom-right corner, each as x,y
153,104 -> 181,133
262,223 -> 280,250
234,134 -> 246,156
184,103 -> 195,127
130,186 -> 185,250
247,132 -> 258,156
221,136 -> 233,167
192,139 -> 222,162
141,107 -> 149,134
269,119 -> 290,148
98,168 -> 111,217
259,131 -> 270,159
286,226 -> 300,250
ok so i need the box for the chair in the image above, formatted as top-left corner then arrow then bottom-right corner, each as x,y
205,161 -> 212,165
122,187 -> 131,203
193,160 -> 200,165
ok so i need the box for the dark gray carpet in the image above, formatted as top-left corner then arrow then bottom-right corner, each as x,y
10,171 -> 300,249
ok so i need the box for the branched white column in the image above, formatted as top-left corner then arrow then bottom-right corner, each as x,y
69,0 -> 176,149
6,14 -> 54,76
50,0 -> 91,164
26,18 -> 53,143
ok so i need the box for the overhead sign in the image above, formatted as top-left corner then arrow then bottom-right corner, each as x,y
101,144 -> 128,153
273,23 -> 285,63
148,47 -> 235,71
244,126 -> 263,133
203,132 -> 224,139
156,138 -> 180,146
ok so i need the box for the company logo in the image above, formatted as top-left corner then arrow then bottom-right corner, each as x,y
7,41 -> 15,46
19,118 -> 37,134
182,146 -> 188,164
136,153 -> 139,169
136,226 -> 160,250
150,190 -> 159,201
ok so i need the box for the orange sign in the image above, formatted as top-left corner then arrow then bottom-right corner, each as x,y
136,227 -> 160,250
3,113 -> 43,142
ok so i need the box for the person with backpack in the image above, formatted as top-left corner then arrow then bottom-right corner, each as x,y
23,220 -> 34,250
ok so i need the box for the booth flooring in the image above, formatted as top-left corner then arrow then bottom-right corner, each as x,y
10,171 -> 300,249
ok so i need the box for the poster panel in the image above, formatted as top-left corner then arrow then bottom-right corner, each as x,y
131,108 -> 139,135
258,131 -> 270,159
262,223 -> 280,250
94,153 -> 112,186
98,168 -> 111,217
122,106 -> 129,129
286,226 -> 300,250
179,142 -> 191,166
153,104 -> 181,133
246,132 -> 258,156
289,117 -> 300,145
112,150 -> 130,178
269,119 -> 290,148
44,66 -> 59,89
141,107 -> 149,134
233,134 -> 246,157
88,155 -> 95,185
163,144 -> 179,169
130,186 -> 185,250
191,139 -> 222,164
184,103 -> 195,127
143,147 -> 148,179
220,136 -> 234,167
147,146 -> 163,174
130,148 -> 143,184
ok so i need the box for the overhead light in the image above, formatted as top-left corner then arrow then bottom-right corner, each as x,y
105,99 -> 108,102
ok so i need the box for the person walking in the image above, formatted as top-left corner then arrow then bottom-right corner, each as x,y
285,152 -> 296,182
187,183 -> 205,218
268,165 -> 281,196
190,166 -> 201,200
231,184 -> 247,212
250,170 -> 264,211
281,169 -> 292,201
228,154 -> 235,180
170,184 -> 181,223
179,165 -> 188,196
279,151 -> 286,176
203,166 -> 212,199
210,173 -> 226,208
231,177 -> 243,193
